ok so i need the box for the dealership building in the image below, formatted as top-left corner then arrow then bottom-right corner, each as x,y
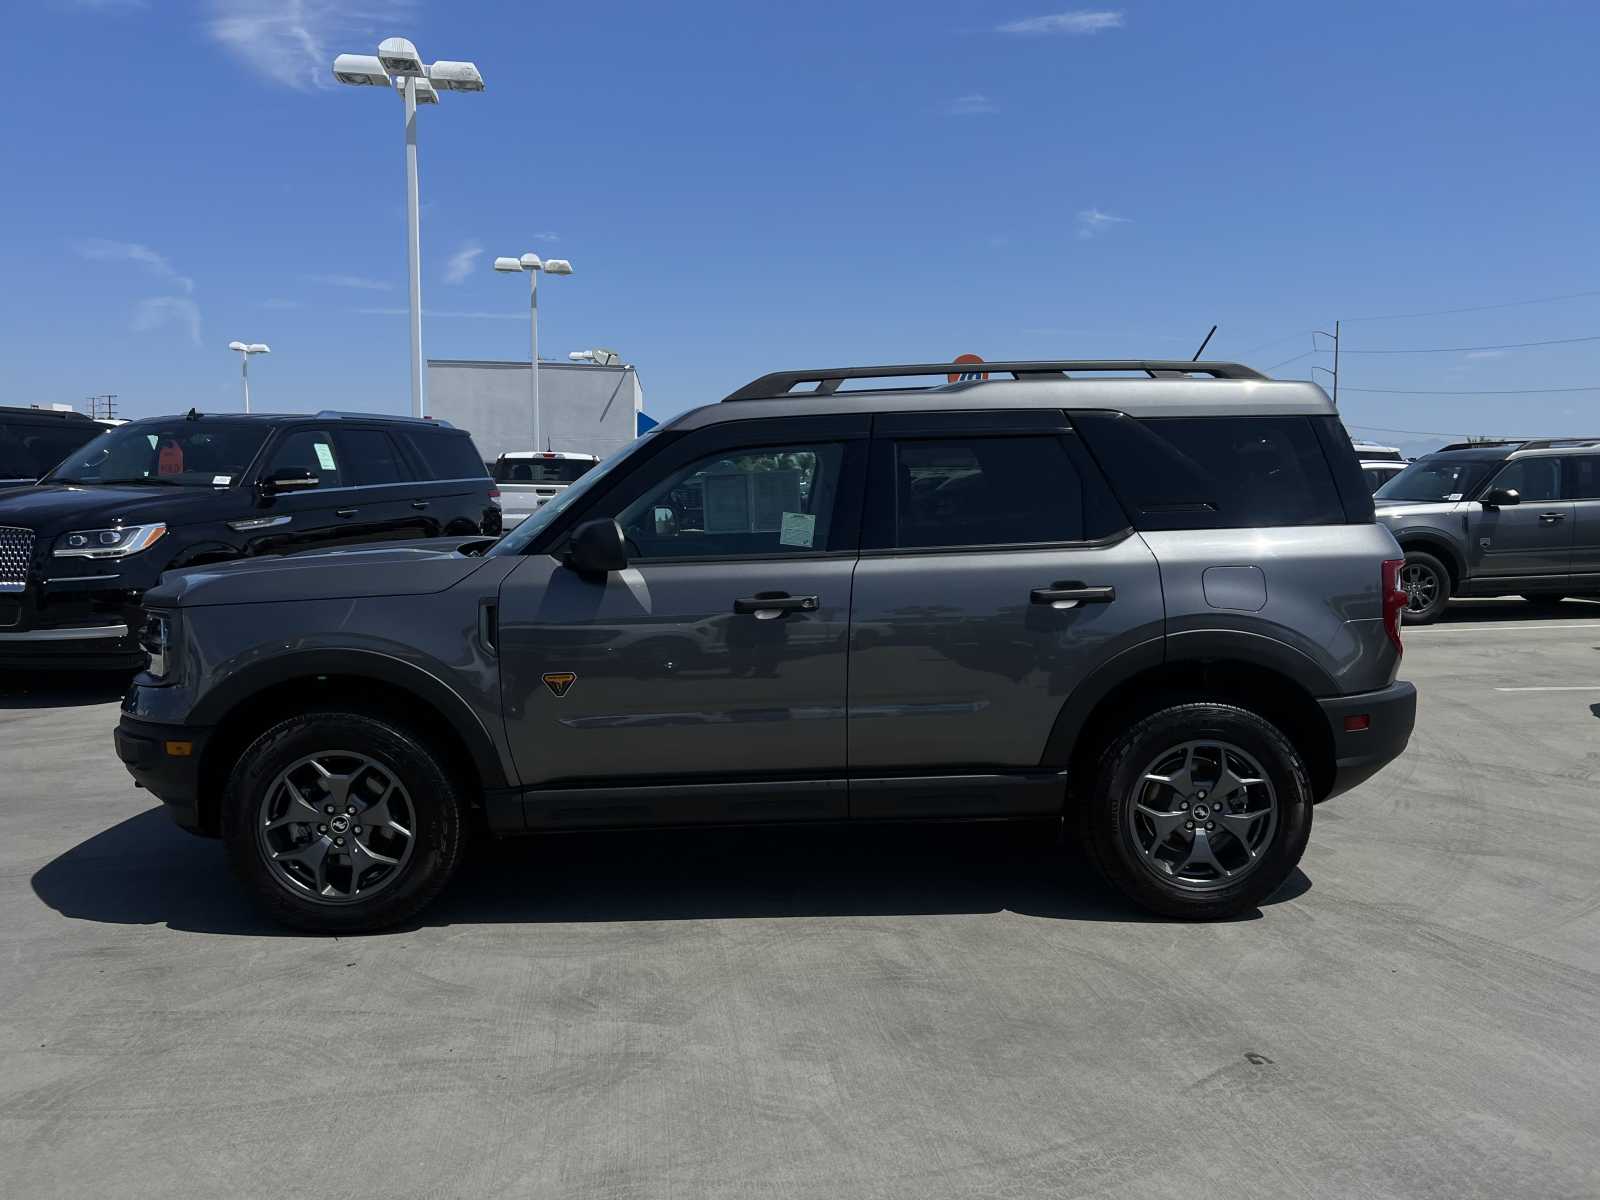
426,357 -> 653,465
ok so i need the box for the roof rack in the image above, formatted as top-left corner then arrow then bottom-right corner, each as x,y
313,410 -> 454,428
1436,436 -> 1600,453
722,360 -> 1267,402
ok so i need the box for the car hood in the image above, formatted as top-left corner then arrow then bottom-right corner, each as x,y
146,538 -> 499,608
0,482 -> 214,533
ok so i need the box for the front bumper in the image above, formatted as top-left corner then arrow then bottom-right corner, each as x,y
1317,680 -> 1418,800
115,714 -> 211,834
0,583 -> 146,670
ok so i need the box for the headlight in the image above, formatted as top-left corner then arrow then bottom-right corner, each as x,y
53,523 -> 167,559
140,611 -> 176,679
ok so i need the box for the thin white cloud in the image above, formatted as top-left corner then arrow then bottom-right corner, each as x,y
72,238 -> 194,293
354,307 -> 522,320
307,273 -> 395,291
945,93 -> 998,116
1075,207 -> 1131,239
532,232 -> 561,243
206,0 -> 419,91
443,241 -> 483,285
997,10 -> 1123,35
132,297 -> 203,346
1465,349 -> 1507,360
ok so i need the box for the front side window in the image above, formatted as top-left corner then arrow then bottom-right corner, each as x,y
1488,457 -> 1560,502
616,443 -> 846,559
45,421 -> 269,487
266,430 -> 342,489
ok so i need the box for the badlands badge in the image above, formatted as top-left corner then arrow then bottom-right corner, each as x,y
542,672 -> 577,698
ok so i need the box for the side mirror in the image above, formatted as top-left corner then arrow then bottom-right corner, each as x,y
1482,487 -> 1521,509
566,518 -> 628,575
258,467 -> 319,499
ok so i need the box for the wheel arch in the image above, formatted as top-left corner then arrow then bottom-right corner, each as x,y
1394,531 -> 1464,588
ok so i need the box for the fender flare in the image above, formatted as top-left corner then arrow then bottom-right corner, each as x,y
190,648 -> 508,789
1391,530 -> 1465,584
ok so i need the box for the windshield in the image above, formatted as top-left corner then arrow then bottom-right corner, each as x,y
1374,458 -> 1493,503
493,457 -> 596,485
488,431 -> 663,556
46,421 -> 270,487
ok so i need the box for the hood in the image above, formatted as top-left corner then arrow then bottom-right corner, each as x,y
0,482 -> 215,533
145,538 -> 497,608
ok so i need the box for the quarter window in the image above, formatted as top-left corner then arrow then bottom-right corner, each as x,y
1489,457 -> 1560,503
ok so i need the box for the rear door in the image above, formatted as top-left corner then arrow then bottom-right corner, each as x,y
1562,454 -> 1600,588
331,426 -> 433,544
1470,456 -> 1571,584
847,411 -> 1163,818
398,428 -> 495,536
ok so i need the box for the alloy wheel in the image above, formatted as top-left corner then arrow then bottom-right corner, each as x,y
1125,740 -> 1279,891
1401,562 -> 1440,614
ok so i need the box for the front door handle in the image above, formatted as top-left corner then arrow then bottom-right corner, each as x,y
335,508 -> 357,519
1539,511 -> 1567,524
1030,582 -> 1117,609
734,592 -> 819,619
411,501 -> 430,510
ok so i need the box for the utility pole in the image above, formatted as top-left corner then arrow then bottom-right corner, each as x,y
1312,323 -> 1340,408
85,394 -> 117,420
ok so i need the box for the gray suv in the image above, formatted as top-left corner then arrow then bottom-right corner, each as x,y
116,360 -> 1416,932
1374,438 -> 1600,623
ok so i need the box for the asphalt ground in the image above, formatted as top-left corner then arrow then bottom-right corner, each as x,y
2,597 -> 1597,1199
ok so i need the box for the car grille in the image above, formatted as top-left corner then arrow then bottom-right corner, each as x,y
0,526 -> 34,593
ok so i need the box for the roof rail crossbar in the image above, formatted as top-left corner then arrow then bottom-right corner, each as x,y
722,360 -> 1266,402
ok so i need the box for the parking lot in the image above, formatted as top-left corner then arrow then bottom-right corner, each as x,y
1,600 -> 1597,1200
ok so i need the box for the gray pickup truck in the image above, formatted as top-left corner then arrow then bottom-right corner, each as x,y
117,359 -> 1416,932
1374,437 -> 1600,623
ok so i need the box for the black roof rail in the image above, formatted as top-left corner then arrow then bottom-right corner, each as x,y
313,409 -> 455,428
1434,437 -> 1600,453
0,404 -> 94,422
1512,437 -> 1600,451
722,360 -> 1267,402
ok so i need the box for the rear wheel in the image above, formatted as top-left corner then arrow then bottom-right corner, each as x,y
1083,703 -> 1313,919
1400,550 -> 1451,625
221,710 -> 467,934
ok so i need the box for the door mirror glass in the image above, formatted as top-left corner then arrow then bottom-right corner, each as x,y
566,518 -> 628,575
260,466 -> 319,497
1482,487 -> 1521,508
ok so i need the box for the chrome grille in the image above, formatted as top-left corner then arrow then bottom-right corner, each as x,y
0,526 -> 34,593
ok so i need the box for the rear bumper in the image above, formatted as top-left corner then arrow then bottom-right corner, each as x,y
1317,680 -> 1417,801
115,715 -> 211,834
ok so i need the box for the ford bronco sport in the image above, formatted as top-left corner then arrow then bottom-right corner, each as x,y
116,360 -> 1417,932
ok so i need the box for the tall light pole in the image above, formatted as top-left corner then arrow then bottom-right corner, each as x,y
493,254 -> 574,451
228,341 -> 270,413
332,39 -> 485,418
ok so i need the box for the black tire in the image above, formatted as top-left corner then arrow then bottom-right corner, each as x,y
1400,550 -> 1451,625
221,710 -> 467,934
1082,702 -> 1313,920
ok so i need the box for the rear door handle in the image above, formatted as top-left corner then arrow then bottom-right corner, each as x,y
336,508 -> 357,519
1539,511 -> 1566,524
734,592 -> 819,619
1030,583 -> 1117,609
411,501 -> 430,510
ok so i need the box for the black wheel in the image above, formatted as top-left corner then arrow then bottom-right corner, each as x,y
1520,594 -> 1565,608
221,710 -> 467,934
1082,703 -> 1313,920
1400,550 -> 1451,625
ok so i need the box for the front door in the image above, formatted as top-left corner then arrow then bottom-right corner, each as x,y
847,413 -> 1165,817
495,415 -> 868,825
1469,456 -> 1572,585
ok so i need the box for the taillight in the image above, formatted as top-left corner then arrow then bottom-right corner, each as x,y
488,486 -> 501,503
1381,558 -> 1405,652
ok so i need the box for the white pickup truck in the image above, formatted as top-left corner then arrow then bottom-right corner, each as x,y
491,450 -> 600,529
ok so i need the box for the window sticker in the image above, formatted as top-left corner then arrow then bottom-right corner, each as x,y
314,442 -> 337,472
212,475 -> 232,486
779,511 -> 816,548
1446,493 -> 1464,502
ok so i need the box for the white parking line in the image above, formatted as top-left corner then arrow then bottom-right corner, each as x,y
1492,686 -> 1600,692
1412,623 -> 1600,634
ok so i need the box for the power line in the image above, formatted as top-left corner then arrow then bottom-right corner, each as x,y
1342,288 -> 1600,323
1339,333 -> 1600,355
1343,384 -> 1600,396
1345,423 -> 1473,438
1265,349 -> 1317,371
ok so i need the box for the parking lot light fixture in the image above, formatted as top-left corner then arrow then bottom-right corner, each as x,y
493,253 -> 577,451
332,39 -> 486,419
227,341 -> 270,413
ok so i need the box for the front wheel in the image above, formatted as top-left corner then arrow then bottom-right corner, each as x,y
1082,703 -> 1313,920
1400,550 -> 1451,625
221,711 -> 467,934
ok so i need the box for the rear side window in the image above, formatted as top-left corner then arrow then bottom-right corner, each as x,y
1563,456 -> 1600,501
336,429 -> 412,486
1073,413 -> 1345,530
404,431 -> 489,480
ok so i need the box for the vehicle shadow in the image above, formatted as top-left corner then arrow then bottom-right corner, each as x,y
1437,597 -> 1600,624
31,806 -> 1310,937
0,670 -> 128,710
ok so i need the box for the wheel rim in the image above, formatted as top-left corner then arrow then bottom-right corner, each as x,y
1401,562 -> 1439,613
1125,740 -> 1279,892
256,752 -> 417,906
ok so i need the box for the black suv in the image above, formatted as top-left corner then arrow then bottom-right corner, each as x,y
0,405 -> 105,489
0,410 -> 499,669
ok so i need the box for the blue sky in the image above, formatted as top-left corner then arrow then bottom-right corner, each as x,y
3,1 -> 1598,452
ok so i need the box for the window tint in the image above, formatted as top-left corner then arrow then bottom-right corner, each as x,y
617,443 -> 846,559
493,457 -> 594,484
336,429 -> 411,486
405,431 -> 489,480
267,430 -> 342,488
1563,456 -> 1600,501
886,436 -> 1093,548
1489,457 -> 1559,502
0,425 -> 95,479
1075,413 -> 1345,530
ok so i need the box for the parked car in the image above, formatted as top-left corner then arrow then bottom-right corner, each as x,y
1374,437 -> 1600,623
0,410 -> 499,669
117,359 -> 1415,932
491,450 -> 600,529
0,405 -> 106,489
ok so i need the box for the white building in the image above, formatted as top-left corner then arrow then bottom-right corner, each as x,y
425,358 -> 652,465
